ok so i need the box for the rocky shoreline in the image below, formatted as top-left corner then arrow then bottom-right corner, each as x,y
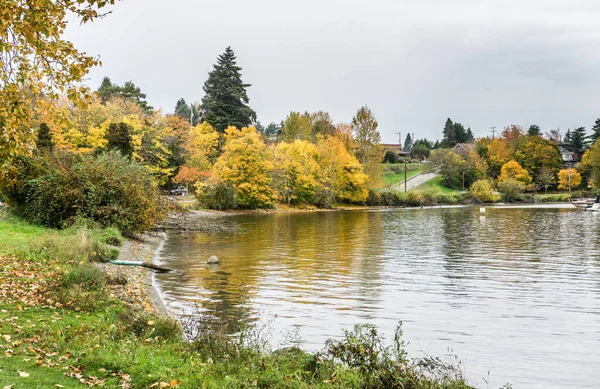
98,232 -> 170,316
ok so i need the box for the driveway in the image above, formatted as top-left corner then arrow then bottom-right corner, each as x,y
391,172 -> 438,192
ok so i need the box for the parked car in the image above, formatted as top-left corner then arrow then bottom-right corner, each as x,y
169,186 -> 188,196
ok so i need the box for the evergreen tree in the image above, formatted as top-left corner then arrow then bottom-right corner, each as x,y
564,129 -> 572,144
441,118 -> 456,148
264,122 -> 281,137
97,77 -> 116,102
433,140 -> 441,149
588,118 -> 600,144
528,124 -> 541,136
36,123 -> 54,151
465,127 -> 475,142
570,127 -> 587,149
454,122 -> 468,143
412,139 -> 433,160
105,122 -> 134,157
174,98 -> 192,122
119,81 -> 153,114
403,133 -> 413,152
97,77 -> 153,114
255,121 -> 265,134
200,47 -> 256,132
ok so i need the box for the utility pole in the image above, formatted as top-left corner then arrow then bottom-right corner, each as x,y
396,132 -> 401,146
190,103 -> 194,125
404,159 -> 407,193
490,126 -> 497,139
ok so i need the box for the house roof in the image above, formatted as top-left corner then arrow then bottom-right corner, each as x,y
452,143 -> 476,153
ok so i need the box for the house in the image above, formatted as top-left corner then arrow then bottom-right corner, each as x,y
557,144 -> 584,167
451,143 -> 476,156
381,144 -> 411,158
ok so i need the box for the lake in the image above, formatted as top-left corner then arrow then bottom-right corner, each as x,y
153,207 -> 600,388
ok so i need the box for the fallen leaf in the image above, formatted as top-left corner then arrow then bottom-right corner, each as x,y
18,370 -> 30,377
55,385 -> 65,388
169,379 -> 180,388
149,383 -> 159,388
3,385 -> 14,389
147,320 -> 155,326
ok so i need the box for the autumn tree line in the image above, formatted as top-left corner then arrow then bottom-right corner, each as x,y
425,121 -> 600,202
1,46 -> 392,228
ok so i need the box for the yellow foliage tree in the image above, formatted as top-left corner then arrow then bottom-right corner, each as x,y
557,168 -> 582,191
580,141 -> 600,189
280,111 -> 314,142
0,0 -> 115,171
315,136 -> 368,206
498,160 -> 532,185
272,140 -> 320,204
487,138 -> 514,178
211,126 -> 275,208
183,122 -> 220,171
333,123 -> 356,152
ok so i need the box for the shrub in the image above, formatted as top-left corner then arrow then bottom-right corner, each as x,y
195,181 -> 237,210
470,179 -> 501,203
497,178 -> 525,202
61,263 -> 105,291
0,150 -> 166,233
126,313 -> 182,340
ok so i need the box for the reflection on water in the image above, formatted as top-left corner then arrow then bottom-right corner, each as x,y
154,207 -> 600,388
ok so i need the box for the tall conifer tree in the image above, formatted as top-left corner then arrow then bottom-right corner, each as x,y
403,133 -> 413,152
441,118 -> 456,148
570,127 -> 587,149
200,47 -> 256,132
588,118 -> 600,144
174,98 -> 192,123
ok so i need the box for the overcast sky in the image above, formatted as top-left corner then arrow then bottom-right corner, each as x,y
65,0 -> 600,143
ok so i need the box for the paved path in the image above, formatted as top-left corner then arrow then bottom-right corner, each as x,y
391,172 -> 438,192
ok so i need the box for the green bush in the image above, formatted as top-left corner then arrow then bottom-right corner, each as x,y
0,150 -> 166,233
195,181 -> 237,210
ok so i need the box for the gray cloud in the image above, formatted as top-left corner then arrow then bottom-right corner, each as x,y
65,0 -> 600,142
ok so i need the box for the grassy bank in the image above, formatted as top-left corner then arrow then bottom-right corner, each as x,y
380,163 -> 424,189
0,211 -> 474,388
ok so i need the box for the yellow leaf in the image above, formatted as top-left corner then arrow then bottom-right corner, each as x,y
169,379 -> 180,388
18,370 -> 30,377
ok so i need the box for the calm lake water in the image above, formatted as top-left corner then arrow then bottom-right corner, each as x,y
154,207 -> 600,388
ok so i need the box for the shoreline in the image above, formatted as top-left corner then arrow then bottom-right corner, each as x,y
100,232 -> 170,317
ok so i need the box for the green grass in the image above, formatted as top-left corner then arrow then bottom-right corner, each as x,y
414,175 -> 460,194
0,213 -> 474,389
380,163 -> 424,188
0,210 -> 47,254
